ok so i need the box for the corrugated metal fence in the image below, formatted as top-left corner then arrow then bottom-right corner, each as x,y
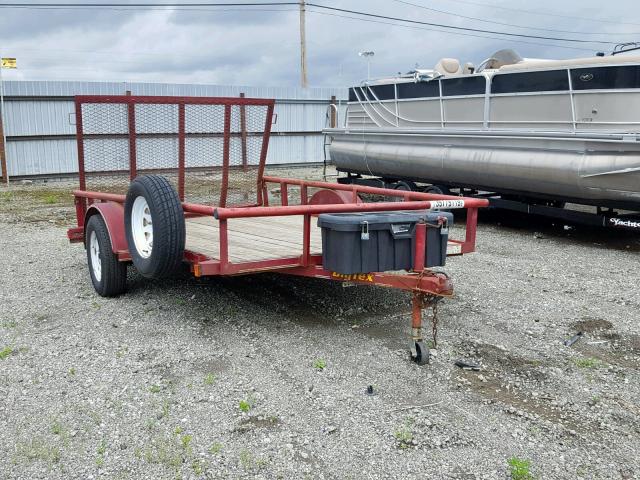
0,80 -> 347,178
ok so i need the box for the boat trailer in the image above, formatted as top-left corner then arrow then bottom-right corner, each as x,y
66,94 -> 488,365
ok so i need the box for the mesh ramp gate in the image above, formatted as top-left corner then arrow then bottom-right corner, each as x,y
75,95 -> 275,207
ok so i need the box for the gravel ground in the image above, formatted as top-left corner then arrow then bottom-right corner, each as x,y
0,166 -> 639,480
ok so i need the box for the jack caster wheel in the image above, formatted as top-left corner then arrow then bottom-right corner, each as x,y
411,341 -> 430,365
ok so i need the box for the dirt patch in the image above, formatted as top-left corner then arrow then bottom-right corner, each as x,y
234,416 -> 281,433
572,317 -> 613,333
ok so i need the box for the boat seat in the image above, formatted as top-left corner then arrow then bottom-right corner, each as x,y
434,58 -> 462,76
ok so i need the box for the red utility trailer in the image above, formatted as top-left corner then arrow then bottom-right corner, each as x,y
67,95 -> 488,364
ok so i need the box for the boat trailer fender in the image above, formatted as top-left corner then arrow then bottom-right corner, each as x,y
84,202 -> 128,255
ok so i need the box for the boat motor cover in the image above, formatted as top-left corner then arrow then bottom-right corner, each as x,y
317,210 -> 453,274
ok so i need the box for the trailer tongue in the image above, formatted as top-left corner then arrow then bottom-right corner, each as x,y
67,94 -> 488,365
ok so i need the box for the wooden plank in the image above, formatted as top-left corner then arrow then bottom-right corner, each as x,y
185,215 -> 321,263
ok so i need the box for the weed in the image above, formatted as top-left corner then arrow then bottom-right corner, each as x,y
204,373 -> 215,385
68,367 -> 76,376
209,442 -> 223,454
508,457 -> 534,480
16,438 -> 61,466
51,421 -> 63,436
174,426 -> 183,435
180,434 -> 192,450
175,298 -> 186,306
394,418 -> 414,449
239,399 -> 252,413
239,449 -> 253,469
0,346 -> 13,360
142,438 -> 183,469
149,385 -> 161,394
42,194 -> 59,204
97,440 -> 107,456
394,426 -> 413,448
159,399 -> 170,419
115,346 -> 128,359
1,320 -> 17,328
145,418 -> 158,431
313,359 -> 327,370
0,191 -> 13,202
96,456 -> 104,467
192,458 -> 204,475
573,357 -> 603,369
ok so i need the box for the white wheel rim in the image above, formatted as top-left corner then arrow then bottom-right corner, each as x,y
89,231 -> 102,282
131,196 -> 153,258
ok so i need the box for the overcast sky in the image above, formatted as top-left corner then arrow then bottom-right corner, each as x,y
0,0 -> 638,87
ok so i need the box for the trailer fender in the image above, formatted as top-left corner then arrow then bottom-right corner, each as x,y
309,189 -> 362,205
84,202 -> 128,255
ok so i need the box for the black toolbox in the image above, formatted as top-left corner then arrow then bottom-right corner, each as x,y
317,210 -> 453,274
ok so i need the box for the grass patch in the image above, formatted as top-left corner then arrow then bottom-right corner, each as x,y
180,434 -> 192,450
97,440 -> 107,456
313,359 -> 326,370
204,373 -> 215,386
142,438 -> 183,469
51,421 -> 63,436
42,194 -> 60,204
149,384 -> 162,394
96,439 -> 107,468
159,399 -> 170,419
15,437 -> 61,466
239,399 -> 252,413
1,320 -> 17,329
0,346 -> 14,360
0,191 -> 14,202
393,418 -> 414,449
209,442 -> 223,455
573,357 -> 604,369
508,457 -> 534,480
192,458 -> 204,475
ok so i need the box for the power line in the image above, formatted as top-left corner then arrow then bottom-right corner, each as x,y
0,1 -> 621,45
305,3 -> 617,45
444,0 -> 640,28
306,8 -> 596,53
0,2 -> 299,6
387,0 -> 640,36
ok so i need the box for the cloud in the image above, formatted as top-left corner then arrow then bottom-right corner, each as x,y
0,0 -> 636,86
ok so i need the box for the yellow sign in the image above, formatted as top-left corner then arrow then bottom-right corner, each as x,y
331,272 -> 374,282
1,58 -> 17,69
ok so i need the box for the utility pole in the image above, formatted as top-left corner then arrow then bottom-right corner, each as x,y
299,0 -> 308,88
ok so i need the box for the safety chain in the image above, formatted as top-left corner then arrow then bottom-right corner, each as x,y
417,292 -> 441,348
431,298 -> 439,348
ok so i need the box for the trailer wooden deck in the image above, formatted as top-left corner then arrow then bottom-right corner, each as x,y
185,215 -> 464,263
185,215 -> 323,262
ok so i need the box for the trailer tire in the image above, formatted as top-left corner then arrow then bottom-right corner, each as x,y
124,175 -> 185,279
424,184 -> 450,196
86,214 -> 128,297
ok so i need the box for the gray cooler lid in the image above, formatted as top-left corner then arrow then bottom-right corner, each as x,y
317,210 -> 452,232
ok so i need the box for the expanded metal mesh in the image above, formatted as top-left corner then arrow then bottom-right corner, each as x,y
77,96 -> 273,207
